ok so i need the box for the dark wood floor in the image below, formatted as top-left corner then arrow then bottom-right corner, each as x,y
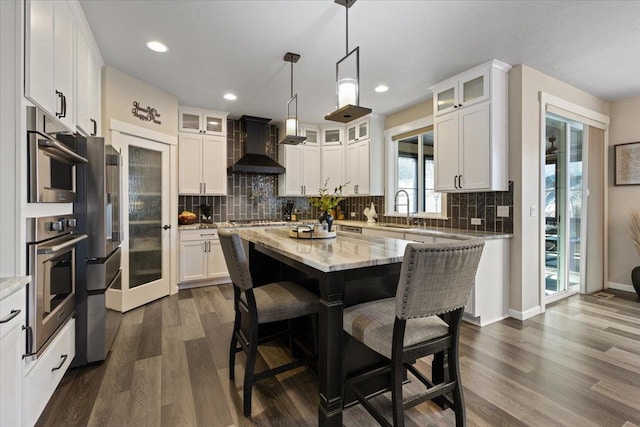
36,286 -> 640,427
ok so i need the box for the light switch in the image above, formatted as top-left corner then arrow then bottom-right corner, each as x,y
530,205 -> 537,217
497,206 -> 509,217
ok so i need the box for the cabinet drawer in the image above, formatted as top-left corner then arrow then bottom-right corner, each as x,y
0,287 -> 26,341
179,229 -> 219,242
24,318 -> 75,427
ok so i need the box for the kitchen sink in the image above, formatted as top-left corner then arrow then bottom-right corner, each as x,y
376,223 -> 414,229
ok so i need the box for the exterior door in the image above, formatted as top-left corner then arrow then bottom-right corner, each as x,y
122,134 -> 171,311
544,113 -> 586,303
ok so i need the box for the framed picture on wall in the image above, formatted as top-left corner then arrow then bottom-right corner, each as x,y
615,142 -> 640,185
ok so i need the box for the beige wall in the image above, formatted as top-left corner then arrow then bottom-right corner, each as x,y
384,99 -> 433,130
102,66 -> 178,137
608,95 -> 640,288
509,65 -> 610,315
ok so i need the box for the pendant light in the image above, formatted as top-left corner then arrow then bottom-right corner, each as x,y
279,52 -> 306,145
325,0 -> 372,123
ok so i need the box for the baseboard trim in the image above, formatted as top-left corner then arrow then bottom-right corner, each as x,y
607,281 -> 635,293
509,306 -> 541,321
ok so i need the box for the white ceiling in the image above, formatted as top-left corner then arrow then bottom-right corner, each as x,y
80,0 -> 640,125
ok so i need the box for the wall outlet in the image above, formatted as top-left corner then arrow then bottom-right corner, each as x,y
497,206 -> 510,217
470,218 -> 482,226
530,205 -> 537,217
350,212 -> 356,218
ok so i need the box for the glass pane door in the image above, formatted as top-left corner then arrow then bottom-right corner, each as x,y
129,145 -> 162,288
545,113 -> 585,300
121,134 -> 171,312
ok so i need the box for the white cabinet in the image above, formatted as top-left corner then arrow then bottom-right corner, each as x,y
179,230 -> 229,285
178,107 -> 228,136
0,287 -> 26,427
433,67 -> 490,117
278,144 -> 320,196
24,318 -> 75,427
25,0 -> 76,131
345,140 -> 370,195
343,114 -> 384,196
346,118 -> 369,144
463,239 -> 509,326
76,29 -> 101,137
431,59 -> 511,192
301,125 -> 319,145
179,133 -> 227,195
321,144 -> 344,196
321,126 -> 343,146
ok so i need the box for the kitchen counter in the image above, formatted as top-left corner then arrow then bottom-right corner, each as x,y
0,276 -> 30,301
334,220 -> 512,240
231,226 -> 409,273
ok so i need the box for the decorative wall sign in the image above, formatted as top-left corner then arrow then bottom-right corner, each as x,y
615,142 -> 640,185
132,101 -> 162,124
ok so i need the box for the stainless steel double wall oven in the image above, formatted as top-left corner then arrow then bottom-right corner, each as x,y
26,215 -> 87,357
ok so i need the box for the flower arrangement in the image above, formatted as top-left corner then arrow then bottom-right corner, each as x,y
309,178 -> 348,212
630,209 -> 640,257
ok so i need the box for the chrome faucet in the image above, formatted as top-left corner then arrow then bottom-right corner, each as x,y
394,189 -> 411,225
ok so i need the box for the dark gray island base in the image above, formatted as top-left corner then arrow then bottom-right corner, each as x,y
231,227 -> 416,426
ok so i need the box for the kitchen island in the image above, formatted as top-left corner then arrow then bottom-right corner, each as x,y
231,227 -> 410,427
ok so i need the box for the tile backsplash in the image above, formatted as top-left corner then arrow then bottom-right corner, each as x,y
179,119 -> 513,233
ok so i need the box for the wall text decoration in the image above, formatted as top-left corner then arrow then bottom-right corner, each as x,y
132,101 -> 162,124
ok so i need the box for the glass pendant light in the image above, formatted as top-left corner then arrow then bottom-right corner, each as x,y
325,0 -> 371,123
279,52 -> 306,145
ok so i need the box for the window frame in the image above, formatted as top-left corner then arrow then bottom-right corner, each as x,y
385,116 -> 447,219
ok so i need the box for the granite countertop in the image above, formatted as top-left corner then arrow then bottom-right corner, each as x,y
232,227 -> 409,273
0,276 -> 31,301
334,220 -> 512,240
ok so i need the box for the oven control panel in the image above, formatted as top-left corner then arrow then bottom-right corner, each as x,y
29,214 -> 79,243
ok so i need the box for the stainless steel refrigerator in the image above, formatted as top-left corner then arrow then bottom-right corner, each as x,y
73,133 -> 122,365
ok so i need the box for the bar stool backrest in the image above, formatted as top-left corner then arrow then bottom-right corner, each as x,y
218,229 -> 254,291
395,239 -> 484,320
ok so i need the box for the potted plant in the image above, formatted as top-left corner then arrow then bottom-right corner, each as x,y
309,178 -> 348,232
629,209 -> 640,297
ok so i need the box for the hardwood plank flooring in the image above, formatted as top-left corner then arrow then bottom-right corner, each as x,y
37,288 -> 640,426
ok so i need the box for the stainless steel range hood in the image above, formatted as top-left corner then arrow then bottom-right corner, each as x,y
227,116 -> 285,174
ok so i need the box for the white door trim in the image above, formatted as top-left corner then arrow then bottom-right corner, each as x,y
538,92 -> 609,313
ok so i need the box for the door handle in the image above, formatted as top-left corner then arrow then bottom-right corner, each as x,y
0,309 -> 20,324
454,175 -> 458,189
90,118 -> 97,136
51,354 -> 68,372
458,175 -> 463,188
55,90 -> 63,117
162,225 -> 171,230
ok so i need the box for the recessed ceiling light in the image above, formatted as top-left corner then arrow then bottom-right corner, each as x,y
224,93 -> 237,101
146,41 -> 168,53
375,85 -> 389,93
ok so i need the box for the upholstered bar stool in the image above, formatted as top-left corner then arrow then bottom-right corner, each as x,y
218,229 -> 319,417
343,239 -> 484,427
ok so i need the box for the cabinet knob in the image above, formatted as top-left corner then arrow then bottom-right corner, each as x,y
453,105 -> 458,109
162,224 -> 171,230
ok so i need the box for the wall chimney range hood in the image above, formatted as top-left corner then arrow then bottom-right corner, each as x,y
227,116 -> 285,175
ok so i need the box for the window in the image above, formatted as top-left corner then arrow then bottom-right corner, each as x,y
388,125 -> 445,217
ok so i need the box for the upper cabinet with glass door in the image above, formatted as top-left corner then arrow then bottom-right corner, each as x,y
301,124 -> 319,145
321,125 -> 343,146
432,63 -> 497,116
179,106 -> 228,136
347,118 -> 369,144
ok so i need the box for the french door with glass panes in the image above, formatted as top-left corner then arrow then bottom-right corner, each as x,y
117,133 -> 171,312
544,113 -> 587,303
